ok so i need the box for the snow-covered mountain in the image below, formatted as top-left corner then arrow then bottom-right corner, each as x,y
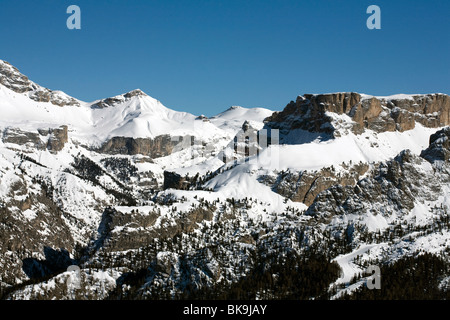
1,59 -> 450,300
0,59 -> 270,146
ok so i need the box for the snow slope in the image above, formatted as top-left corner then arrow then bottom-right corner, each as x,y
0,81 -> 273,148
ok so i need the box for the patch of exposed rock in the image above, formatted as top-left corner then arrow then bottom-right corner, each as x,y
97,134 -> 177,158
305,140 -> 449,221
163,171 -> 190,190
264,92 -> 450,138
259,162 -> 369,206
91,89 -> 147,109
0,60 -> 80,107
2,126 -> 68,152
0,177 -> 76,284
420,127 -> 450,163
96,206 -> 214,251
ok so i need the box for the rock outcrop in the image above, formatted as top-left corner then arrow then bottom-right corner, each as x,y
2,126 -> 68,152
40,126 -> 69,152
0,60 -> 80,107
259,162 -> 369,206
305,128 -> 450,220
97,134 -> 177,158
2,128 -> 44,149
420,127 -> 450,163
163,171 -> 190,190
91,89 -> 147,109
264,92 -> 450,138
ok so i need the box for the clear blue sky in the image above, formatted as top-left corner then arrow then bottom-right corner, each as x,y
1,0 -> 449,116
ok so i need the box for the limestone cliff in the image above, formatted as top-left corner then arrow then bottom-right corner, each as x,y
264,92 -> 450,138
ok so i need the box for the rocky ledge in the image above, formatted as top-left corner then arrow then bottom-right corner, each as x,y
264,92 -> 450,137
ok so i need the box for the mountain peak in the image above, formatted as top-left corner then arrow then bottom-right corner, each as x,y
124,89 -> 147,98
91,89 -> 149,109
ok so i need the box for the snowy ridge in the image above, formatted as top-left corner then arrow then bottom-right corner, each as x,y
0,82 -> 272,146
0,59 -> 274,146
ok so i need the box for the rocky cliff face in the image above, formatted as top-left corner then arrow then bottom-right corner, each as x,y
163,171 -> 190,190
2,126 -> 68,152
420,127 -> 450,163
40,126 -> 69,152
305,130 -> 450,221
0,60 -> 80,107
97,134 -> 178,158
264,92 -> 450,138
1,125 -> 182,158
259,162 -> 369,206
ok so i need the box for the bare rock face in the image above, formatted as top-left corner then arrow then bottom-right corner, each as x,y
0,176 -> 76,284
2,125 -> 68,152
92,89 -> 147,109
163,171 -> 189,190
96,206 -> 214,251
305,92 -> 362,115
0,61 -> 31,93
305,149 -> 431,220
264,92 -> 450,138
350,97 -> 390,133
305,136 -> 450,222
0,60 -> 80,107
43,126 -> 69,152
2,128 -> 45,149
420,126 -> 450,163
98,135 -> 176,158
259,162 -> 369,206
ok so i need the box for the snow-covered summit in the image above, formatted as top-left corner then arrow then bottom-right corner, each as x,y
91,89 -> 148,109
0,60 -> 275,147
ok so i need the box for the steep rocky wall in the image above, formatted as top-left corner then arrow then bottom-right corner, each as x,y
306,127 -> 450,220
163,171 -> 190,190
97,134 -> 177,158
2,126 -> 68,152
259,162 -> 369,206
420,127 -> 450,163
264,93 -> 450,137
